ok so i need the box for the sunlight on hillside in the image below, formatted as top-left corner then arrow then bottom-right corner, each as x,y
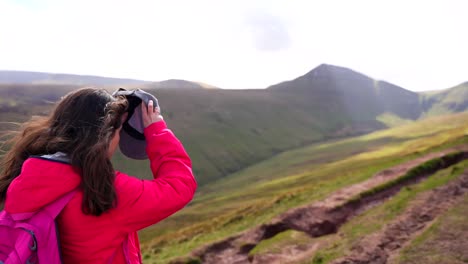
138,112 -> 468,263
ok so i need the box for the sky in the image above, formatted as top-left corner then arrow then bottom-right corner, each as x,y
0,0 -> 467,91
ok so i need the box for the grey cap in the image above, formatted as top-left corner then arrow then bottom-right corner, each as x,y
112,88 -> 159,160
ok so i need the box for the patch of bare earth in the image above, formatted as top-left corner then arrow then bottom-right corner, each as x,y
331,171 -> 468,264
392,195 -> 468,264
170,147 -> 468,264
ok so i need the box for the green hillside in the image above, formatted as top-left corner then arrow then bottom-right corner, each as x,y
0,70 -> 150,86
1,65 -> 467,186
138,79 -> 219,90
0,83 -> 412,186
268,64 -> 422,121
0,82 -> 384,185
398,193 -> 468,264
0,84 -> 336,184
421,82 -> 468,116
0,84 -> 80,132
0,66 -> 467,264
139,112 -> 468,264
113,87 -> 371,184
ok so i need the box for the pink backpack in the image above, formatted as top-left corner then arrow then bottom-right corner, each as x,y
0,190 -> 76,264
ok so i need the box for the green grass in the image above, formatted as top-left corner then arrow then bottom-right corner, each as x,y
244,158 -> 468,263
140,113 -> 468,263
0,84 -> 371,186
421,82 -> 468,117
1,84 -> 467,264
308,159 -> 468,264
397,194 -> 468,264
249,230 -> 314,256
376,112 -> 413,127
3,83 -> 466,187
349,151 -> 466,203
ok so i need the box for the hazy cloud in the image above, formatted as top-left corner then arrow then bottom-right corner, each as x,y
245,11 -> 291,52
0,0 -> 467,90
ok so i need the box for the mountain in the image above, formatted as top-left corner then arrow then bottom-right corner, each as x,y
421,82 -> 468,116
0,70 -> 218,89
1,64 -> 467,186
0,70 -> 150,86
139,79 -> 219,90
268,64 -> 422,121
1,66 -> 467,264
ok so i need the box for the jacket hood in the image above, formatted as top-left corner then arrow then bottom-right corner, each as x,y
5,157 -> 81,214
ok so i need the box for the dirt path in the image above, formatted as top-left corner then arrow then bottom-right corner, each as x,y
316,145 -> 467,209
331,171 -> 468,264
172,147 -> 468,264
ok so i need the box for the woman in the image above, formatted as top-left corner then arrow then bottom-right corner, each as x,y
0,88 -> 197,263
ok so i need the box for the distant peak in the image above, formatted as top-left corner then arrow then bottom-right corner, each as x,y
300,64 -> 377,83
310,63 -> 349,72
303,63 -> 350,79
315,63 -> 331,69
144,79 -> 219,89
160,79 -> 193,84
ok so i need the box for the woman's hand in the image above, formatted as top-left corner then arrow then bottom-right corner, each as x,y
142,100 -> 163,128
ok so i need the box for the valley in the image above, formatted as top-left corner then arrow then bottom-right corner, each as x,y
139,112 -> 468,263
0,65 -> 467,264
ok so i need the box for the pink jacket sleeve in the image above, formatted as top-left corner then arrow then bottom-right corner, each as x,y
114,120 -> 197,232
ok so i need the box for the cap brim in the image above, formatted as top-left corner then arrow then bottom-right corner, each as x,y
119,128 -> 148,160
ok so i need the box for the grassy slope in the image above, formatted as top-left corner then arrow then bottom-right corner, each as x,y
421,82 -> 468,117
112,88 -> 330,185
397,194 -> 468,264
0,84 -> 81,149
0,70 -> 149,86
308,159 -> 468,264
0,80 -> 467,263
0,84 -> 382,186
268,64 -> 422,121
376,112 -> 413,127
140,112 -> 468,263
1,76 -> 467,186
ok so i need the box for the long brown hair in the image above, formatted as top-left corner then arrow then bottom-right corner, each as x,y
0,88 -> 128,216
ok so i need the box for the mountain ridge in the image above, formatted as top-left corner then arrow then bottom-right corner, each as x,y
0,70 -> 218,89
0,65 -> 467,264
268,63 -> 422,121
0,64 -> 466,186
0,70 -> 150,86
139,79 -> 219,90
421,81 -> 468,116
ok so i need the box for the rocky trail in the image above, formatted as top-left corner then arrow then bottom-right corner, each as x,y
173,147 -> 468,264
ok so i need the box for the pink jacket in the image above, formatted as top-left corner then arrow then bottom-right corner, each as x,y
5,120 -> 197,263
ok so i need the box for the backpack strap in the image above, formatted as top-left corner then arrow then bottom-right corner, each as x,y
43,190 -> 78,219
33,152 -> 77,219
10,190 -> 78,221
